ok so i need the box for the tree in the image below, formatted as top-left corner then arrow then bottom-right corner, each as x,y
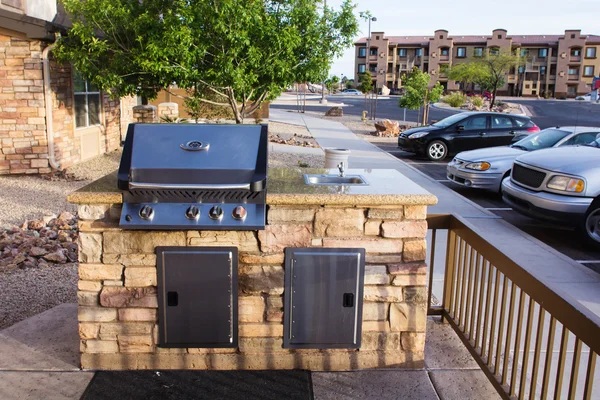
399,67 -> 443,125
475,50 -> 521,108
448,63 -> 489,92
325,75 -> 339,93
357,72 -> 373,110
345,78 -> 355,89
55,0 -> 359,123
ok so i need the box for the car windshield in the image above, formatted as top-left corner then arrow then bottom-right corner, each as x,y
431,113 -> 469,128
510,128 -> 569,151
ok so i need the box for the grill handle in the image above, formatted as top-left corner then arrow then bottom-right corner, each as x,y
129,182 -> 251,190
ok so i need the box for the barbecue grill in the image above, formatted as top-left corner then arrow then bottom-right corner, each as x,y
117,123 -> 268,230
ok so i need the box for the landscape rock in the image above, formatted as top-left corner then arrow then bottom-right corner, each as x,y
374,119 -> 401,137
325,106 -> 343,117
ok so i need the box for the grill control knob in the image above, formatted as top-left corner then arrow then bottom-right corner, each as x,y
232,206 -> 247,221
185,205 -> 200,220
139,205 -> 154,220
209,205 -> 223,220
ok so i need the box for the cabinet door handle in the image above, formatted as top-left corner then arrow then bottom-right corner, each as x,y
343,293 -> 354,308
167,291 -> 178,307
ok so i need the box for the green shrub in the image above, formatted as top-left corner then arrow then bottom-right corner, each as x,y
471,96 -> 484,108
442,92 -> 467,108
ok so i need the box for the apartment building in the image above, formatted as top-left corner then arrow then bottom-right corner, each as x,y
355,29 -> 600,98
0,0 -> 135,174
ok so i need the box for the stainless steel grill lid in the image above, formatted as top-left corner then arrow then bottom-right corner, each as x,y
117,123 -> 268,230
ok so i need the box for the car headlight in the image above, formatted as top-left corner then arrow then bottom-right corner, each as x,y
464,162 -> 491,171
546,175 -> 585,193
408,132 -> 429,139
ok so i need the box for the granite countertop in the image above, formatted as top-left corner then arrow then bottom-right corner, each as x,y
67,168 -> 437,206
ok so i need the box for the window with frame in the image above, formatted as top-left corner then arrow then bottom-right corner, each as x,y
463,116 -> 487,130
520,48 -> 528,57
570,48 -> 581,56
358,47 -> 366,57
440,48 -> 449,56
74,71 -> 101,129
538,48 -> 548,57
540,66 -> 546,75
398,48 -> 407,57
369,64 -> 377,72
492,116 -> 514,129
568,67 -> 579,76
369,48 -> 378,55
489,47 -> 499,56
415,49 -> 422,56
474,47 -> 483,57
456,47 -> 466,58
583,66 -> 594,76
518,66 -> 525,74
586,47 -> 597,58
358,64 -> 366,73
550,64 -> 557,75
562,132 -> 598,146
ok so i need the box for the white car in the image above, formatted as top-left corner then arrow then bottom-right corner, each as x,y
339,89 -> 362,95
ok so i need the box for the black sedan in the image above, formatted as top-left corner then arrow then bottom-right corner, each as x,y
397,112 -> 540,161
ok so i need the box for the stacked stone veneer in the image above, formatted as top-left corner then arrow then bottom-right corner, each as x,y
77,202 -> 429,370
0,31 -> 133,174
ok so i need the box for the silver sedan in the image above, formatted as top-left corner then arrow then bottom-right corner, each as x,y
446,126 -> 600,193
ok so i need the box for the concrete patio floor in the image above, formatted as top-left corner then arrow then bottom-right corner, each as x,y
0,304 -> 499,399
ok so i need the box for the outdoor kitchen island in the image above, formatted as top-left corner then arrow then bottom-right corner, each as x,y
69,167 -> 437,371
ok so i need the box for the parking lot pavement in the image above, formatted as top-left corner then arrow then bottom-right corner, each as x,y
383,146 -> 600,273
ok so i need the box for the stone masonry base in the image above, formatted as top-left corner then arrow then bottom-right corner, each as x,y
77,202 -> 429,370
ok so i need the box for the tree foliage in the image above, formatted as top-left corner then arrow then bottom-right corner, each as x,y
398,67 -> 443,125
56,0 -> 359,123
474,50 -> 521,108
448,63 -> 489,91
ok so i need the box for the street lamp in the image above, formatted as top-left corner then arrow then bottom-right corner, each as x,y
366,16 -> 377,86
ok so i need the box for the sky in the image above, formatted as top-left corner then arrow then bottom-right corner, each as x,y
327,0 -> 600,79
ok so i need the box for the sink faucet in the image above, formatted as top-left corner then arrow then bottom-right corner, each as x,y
338,162 -> 346,177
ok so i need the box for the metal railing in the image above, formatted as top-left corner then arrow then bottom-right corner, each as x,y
427,214 -> 599,400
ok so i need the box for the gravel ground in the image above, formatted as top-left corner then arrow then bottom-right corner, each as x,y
0,151 -> 122,228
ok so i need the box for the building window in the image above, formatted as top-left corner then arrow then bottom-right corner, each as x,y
570,48 -> 581,56
567,85 -> 576,94
74,71 -> 101,129
583,66 -> 594,76
568,67 -> 579,76
489,47 -> 499,56
375,35 -> 379,40
570,34 -> 576,39
440,48 -> 449,56
538,48 -> 548,57
358,47 -> 366,57
415,48 -> 422,56
497,34 -> 502,39
540,66 -> 546,75
369,48 -> 378,56
520,48 -> 528,57
586,47 -> 597,58
369,64 -> 377,72
398,48 -> 407,57
474,47 -> 483,57
457,47 -> 466,58
550,64 -> 557,75
518,66 -> 525,74
358,64 -> 366,73
439,35 -> 443,39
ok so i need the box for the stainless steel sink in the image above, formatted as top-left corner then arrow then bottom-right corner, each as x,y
304,174 -> 368,186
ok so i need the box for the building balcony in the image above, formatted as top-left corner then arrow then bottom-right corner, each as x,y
570,55 -> 582,63
568,75 -> 579,81
440,55 -> 450,62
368,55 -> 378,62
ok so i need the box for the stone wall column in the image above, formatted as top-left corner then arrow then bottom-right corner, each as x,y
132,105 -> 158,123
157,102 -> 179,121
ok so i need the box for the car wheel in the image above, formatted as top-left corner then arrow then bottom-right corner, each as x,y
426,141 -> 448,161
582,201 -> 600,249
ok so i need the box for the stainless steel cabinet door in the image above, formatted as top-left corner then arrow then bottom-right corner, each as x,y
156,246 -> 238,348
284,248 -> 365,349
